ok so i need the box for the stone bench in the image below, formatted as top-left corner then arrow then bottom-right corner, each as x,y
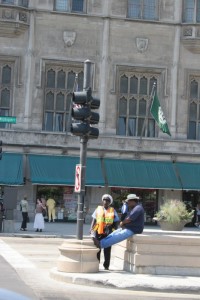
113,230 -> 200,276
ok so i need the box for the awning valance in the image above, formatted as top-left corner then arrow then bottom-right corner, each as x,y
28,154 -> 105,186
103,158 -> 182,189
22,154 -> 200,190
175,162 -> 200,190
0,153 -> 23,185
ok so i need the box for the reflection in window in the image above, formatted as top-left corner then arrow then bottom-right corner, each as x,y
128,0 -> 158,20
47,69 -> 55,88
55,113 -> 63,131
188,77 -> 200,139
43,65 -> 83,132
72,0 -> 84,12
18,0 -> 29,7
190,80 -> 198,98
1,89 -> 10,107
2,0 -> 14,4
44,112 -> 53,131
117,73 -> 157,137
55,0 -> 69,11
2,0 -> 29,7
2,65 -> 11,84
183,0 -> 200,23
55,0 -> 84,13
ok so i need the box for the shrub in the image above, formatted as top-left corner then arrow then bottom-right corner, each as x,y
153,200 -> 194,224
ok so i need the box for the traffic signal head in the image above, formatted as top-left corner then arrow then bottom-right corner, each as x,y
71,88 -> 100,139
0,140 -> 2,160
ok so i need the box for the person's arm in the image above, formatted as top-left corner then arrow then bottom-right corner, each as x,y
120,206 -> 142,227
90,218 -> 96,233
120,217 -> 131,227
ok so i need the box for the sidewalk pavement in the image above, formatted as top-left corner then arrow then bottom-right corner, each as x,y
1,221 -> 200,295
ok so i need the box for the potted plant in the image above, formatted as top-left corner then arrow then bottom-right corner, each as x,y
153,200 -> 194,231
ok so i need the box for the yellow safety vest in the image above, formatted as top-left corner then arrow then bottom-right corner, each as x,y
93,206 -> 115,234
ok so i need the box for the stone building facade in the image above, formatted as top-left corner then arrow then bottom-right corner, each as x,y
0,0 -> 200,224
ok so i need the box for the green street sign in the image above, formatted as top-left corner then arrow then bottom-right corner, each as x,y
0,116 -> 16,124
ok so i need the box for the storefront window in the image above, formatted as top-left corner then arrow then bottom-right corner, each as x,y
37,186 -> 78,221
182,190 -> 198,226
111,187 -> 158,225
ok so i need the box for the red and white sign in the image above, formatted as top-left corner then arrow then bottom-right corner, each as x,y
74,164 -> 82,193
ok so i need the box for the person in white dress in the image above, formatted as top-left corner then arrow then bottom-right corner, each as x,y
33,198 -> 46,232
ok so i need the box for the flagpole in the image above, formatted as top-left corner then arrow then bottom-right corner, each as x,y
140,82 -> 156,139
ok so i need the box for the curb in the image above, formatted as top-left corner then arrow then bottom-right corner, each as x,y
50,267 -> 200,294
0,233 -> 91,239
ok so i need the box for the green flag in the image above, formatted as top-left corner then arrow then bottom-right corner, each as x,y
150,94 -> 171,136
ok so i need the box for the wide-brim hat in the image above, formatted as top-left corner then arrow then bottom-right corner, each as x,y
125,194 -> 139,202
102,194 -> 113,205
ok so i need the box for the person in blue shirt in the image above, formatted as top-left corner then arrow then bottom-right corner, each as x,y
92,194 -> 144,249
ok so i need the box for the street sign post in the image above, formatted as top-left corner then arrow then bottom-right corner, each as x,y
0,116 -> 16,124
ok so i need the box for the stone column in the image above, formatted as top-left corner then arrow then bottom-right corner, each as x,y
170,2 -> 182,136
99,0 -> 111,133
24,11 -> 35,129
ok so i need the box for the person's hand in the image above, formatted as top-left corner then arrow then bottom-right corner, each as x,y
120,221 -> 124,227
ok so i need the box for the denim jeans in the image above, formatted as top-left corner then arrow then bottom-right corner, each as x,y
100,227 -> 134,249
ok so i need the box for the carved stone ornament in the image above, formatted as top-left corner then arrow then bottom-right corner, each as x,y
136,37 -> 149,53
63,31 -> 76,47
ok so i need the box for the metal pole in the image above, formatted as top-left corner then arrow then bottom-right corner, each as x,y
76,60 -> 92,240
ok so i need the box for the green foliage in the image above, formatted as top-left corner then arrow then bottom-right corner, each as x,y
153,200 -> 194,224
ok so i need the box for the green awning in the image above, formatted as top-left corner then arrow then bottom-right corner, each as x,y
28,154 -> 105,186
0,153 -> 23,185
103,158 -> 182,189
175,162 -> 200,190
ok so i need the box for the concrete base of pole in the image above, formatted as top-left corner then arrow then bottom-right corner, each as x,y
57,238 -> 99,273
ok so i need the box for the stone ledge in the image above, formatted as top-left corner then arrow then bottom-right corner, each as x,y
113,232 -> 200,276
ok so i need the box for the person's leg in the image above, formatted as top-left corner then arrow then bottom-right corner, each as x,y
21,212 -> 26,229
52,208 -> 56,222
100,228 -> 134,249
97,249 -> 101,262
48,207 -> 51,222
103,247 -> 111,270
24,212 -> 28,230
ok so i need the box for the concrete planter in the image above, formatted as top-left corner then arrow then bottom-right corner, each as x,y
158,220 -> 188,231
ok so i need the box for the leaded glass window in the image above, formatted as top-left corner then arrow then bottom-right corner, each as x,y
43,65 -> 83,132
188,77 -> 200,139
55,0 -> 84,13
183,0 -> 200,23
1,0 -> 29,6
0,63 -> 12,129
117,73 -> 158,137
127,0 -> 158,20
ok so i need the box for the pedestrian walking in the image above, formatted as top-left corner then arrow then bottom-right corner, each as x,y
90,194 -> 119,270
20,195 -> 29,231
92,194 -> 144,249
33,198 -> 46,232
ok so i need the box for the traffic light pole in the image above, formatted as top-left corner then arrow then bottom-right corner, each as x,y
76,60 -> 92,240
